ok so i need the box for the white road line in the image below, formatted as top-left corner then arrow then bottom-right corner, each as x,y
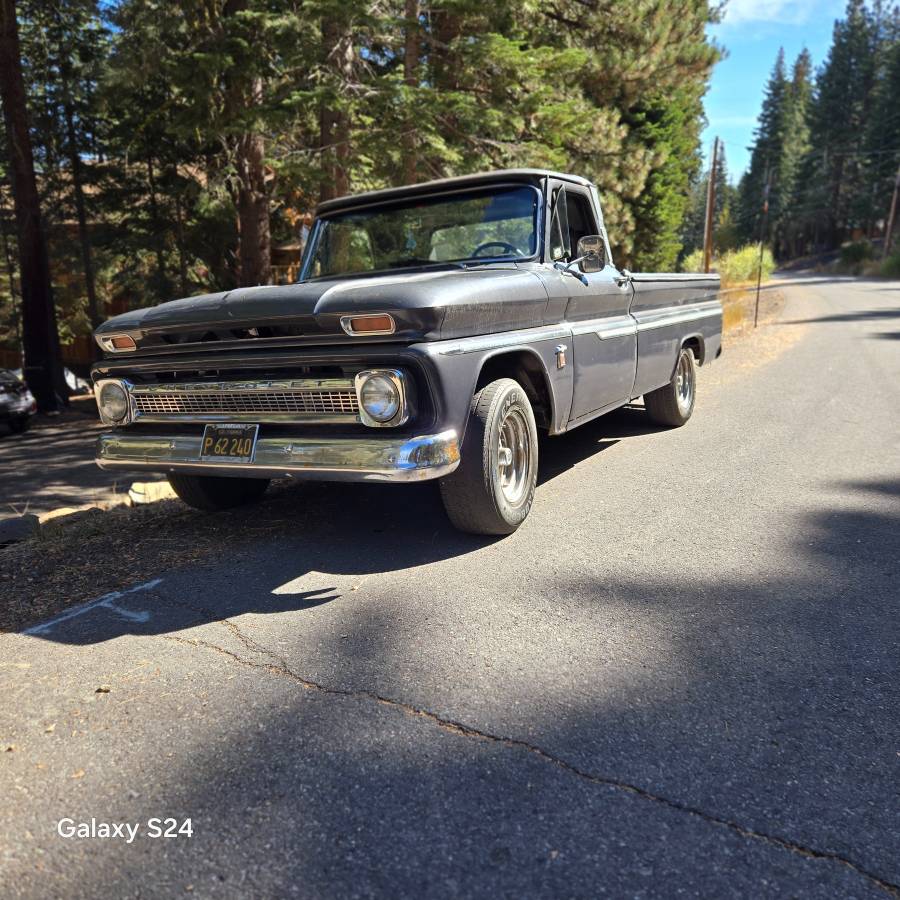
22,578 -> 162,636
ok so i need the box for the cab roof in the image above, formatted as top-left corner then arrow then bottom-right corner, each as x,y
315,169 -> 594,216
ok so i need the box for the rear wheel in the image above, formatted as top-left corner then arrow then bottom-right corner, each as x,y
167,473 -> 270,512
439,378 -> 538,535
644,347 -> 696,428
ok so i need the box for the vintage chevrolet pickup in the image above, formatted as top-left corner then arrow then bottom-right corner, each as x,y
92,169 -> 722,534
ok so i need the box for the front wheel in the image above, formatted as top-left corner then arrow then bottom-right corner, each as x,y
439,378 -> 538,535
167,473 -> 270,512
644,347 -> 697,428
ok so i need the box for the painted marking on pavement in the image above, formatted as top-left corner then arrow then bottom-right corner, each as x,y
22,579 -> 162,636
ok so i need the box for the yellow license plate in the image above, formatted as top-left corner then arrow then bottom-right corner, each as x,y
199,424 -> 259,462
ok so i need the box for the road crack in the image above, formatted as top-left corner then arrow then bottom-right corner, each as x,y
163,628 -> 899,898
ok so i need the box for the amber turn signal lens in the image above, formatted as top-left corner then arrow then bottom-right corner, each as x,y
111,335 -> 136,350
342,314 -> 395,335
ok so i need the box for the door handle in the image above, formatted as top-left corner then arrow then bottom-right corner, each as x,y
614,269 -> 632,288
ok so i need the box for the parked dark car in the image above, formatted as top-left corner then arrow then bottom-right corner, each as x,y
92,169 -> 722,534
0,369 -> 37,434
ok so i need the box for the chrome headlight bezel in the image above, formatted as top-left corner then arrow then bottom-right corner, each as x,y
354,369 -> 414,428
95,378 -> 133,426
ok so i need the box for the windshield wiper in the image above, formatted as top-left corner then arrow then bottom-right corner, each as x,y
386,258 -> 465,269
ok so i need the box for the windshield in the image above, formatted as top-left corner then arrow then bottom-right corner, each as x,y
302,185 -> 539,279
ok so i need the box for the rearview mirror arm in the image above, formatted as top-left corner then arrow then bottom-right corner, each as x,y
553,257 -> 588,286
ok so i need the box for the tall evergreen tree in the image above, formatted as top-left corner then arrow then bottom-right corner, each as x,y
862,5 -> 900,234
805,0 -> 879,246
738,49 -> 787,246
681,142 -> 733,259
773,49 -> 813,257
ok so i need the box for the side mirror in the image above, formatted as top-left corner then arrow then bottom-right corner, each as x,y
576,235 -> 606,274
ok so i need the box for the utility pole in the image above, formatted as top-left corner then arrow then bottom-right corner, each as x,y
754,164 -> 771,329
884,165 -> 900,260
702,137 -> 719,273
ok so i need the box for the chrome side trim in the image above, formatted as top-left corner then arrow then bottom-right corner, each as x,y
633,301 -> 722,332
435,301 -> 719,353
630,273 -> 719,283
570,315 -> 637,341
437,324 -> 570,355
96,430 -> 461,483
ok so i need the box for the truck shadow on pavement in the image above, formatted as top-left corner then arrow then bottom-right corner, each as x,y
22,477 -> 900,898
20,406 -> 663,644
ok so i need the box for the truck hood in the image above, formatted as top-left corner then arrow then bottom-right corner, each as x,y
95,265 -> 551,352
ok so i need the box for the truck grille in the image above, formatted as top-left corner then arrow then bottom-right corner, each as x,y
129,379 -> 359,423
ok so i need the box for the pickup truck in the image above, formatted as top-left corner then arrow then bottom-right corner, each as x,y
92,169 -> 722,534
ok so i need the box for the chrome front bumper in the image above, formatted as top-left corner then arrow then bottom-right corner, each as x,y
96,430 -> 460,482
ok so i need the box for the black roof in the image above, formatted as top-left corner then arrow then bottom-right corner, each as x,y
316,169 -> 593,216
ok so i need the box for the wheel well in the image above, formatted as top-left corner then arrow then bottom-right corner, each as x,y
475,350 -> 553,430
681,335 -> 705,365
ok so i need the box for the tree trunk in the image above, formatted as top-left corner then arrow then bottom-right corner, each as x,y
320,18 -> 353,202
63,95 -> 100,330
145,153 -> 168,290
174,189 -> 188,296
0,198 -> 21,346
220,0 -> 271,287
0,0 -> 65,411
401,0 -> 420,186
235,99 -> 271,287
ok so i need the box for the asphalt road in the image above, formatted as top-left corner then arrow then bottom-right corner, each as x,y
0,400 -> 132,516
2,275 -> 899,898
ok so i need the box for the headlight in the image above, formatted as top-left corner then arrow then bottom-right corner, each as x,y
354,369 -> 412,427
361,374 -> 400,422
96,380 -> 130,424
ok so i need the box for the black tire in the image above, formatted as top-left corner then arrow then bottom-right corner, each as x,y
644,347 -> 697,428
439,377 -> 538,535
9,416 -> 30,434
167,473 -> 270,512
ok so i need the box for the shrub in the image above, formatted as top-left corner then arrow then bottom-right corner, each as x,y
682,244 -> 775,286
682,249 -> 703,273
717,244 -> 775,285
839,241 -> 874,267
880,251 -> 900,279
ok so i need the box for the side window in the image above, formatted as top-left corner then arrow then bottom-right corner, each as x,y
548,189 -> 571,261
564,190 -> 598,257
548,188 -> 598,262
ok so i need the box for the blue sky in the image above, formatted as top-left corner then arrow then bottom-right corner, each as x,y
701,0 -> 849,182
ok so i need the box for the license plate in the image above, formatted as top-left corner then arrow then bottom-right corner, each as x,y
199,424 -> 259,462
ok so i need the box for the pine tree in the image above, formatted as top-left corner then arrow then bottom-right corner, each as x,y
738,49 -> 787,247
806,0 -> 878,247
774,50 -> 813,258
862,5 -> 900,236
681,143 -> 732,259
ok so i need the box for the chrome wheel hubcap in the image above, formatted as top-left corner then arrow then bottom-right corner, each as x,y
675,351 -> 694,413
497,408 -> 531,505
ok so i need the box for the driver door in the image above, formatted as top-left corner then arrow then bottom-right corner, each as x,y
538,184 -> 636,423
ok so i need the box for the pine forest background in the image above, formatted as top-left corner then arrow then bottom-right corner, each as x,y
0,0 -> 898,381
